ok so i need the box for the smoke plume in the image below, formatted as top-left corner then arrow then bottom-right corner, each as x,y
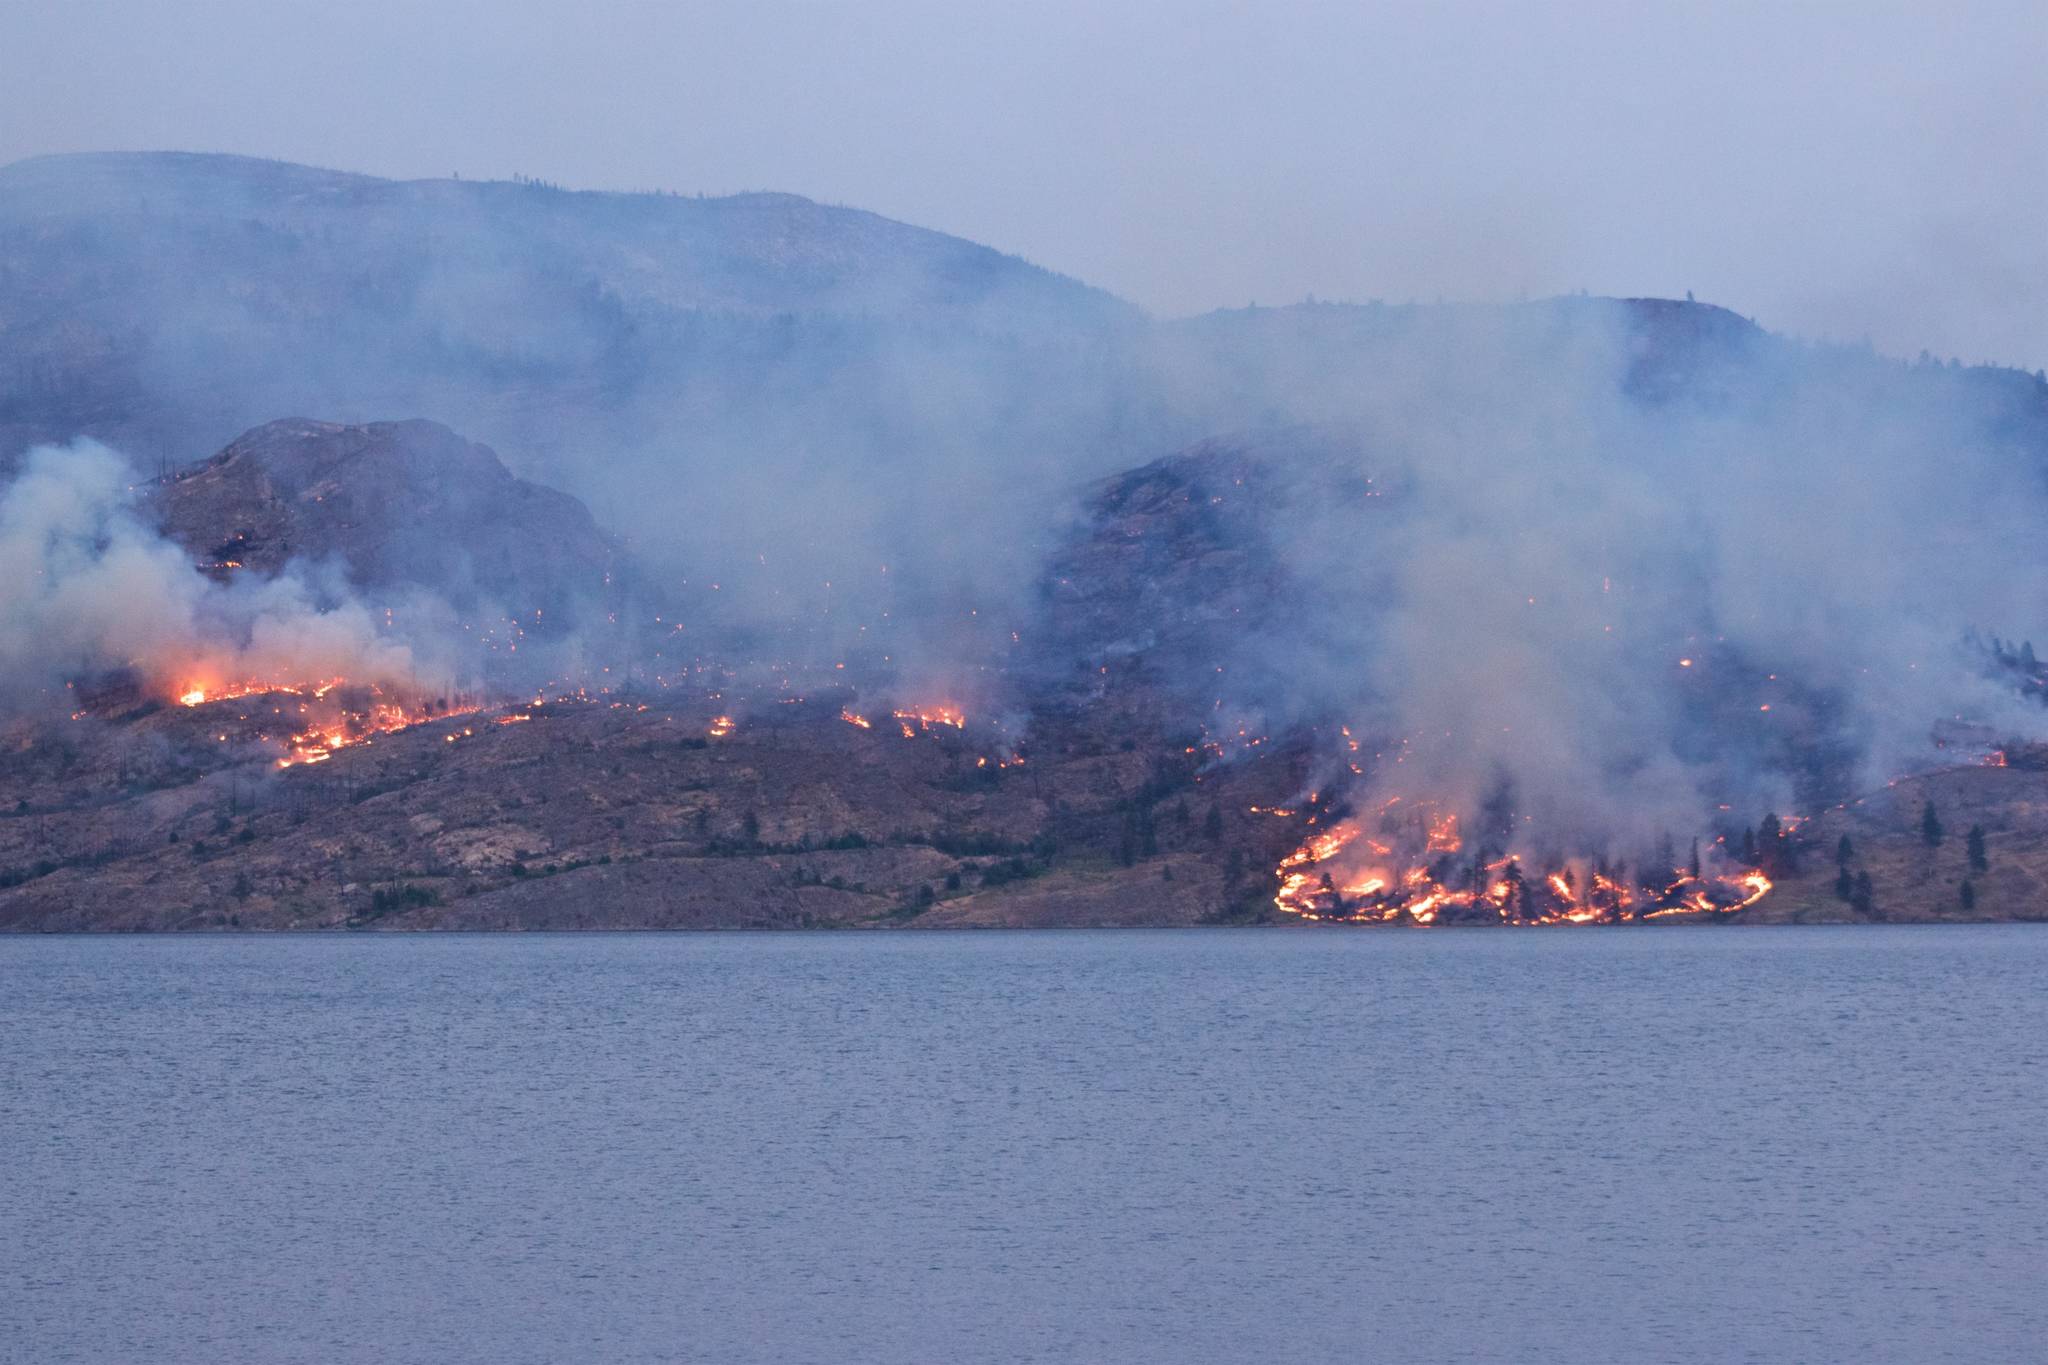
0,440 -> 441,709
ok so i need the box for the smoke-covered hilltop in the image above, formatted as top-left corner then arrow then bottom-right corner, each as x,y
3,150 -> 2048,927
0,150 -> 1150,653
1041,302 -> 2048,856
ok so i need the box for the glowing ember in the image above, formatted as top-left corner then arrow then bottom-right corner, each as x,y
841,710 -> 873,729
707,715 -> 736,738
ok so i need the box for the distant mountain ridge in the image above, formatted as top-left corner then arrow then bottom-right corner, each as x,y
0,151 -> 1132,324
3,149 -> 2044,666
0,150 -> 1138,472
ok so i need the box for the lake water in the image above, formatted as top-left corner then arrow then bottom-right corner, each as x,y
3,927 -> 2044,1364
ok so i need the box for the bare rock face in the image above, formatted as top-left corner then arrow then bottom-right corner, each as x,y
150,418 -> 655,668
1040,440 -> 1280,669
1037,431 -> 1378,671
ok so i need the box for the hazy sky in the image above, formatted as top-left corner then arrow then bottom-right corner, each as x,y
3,0 -> 2043,368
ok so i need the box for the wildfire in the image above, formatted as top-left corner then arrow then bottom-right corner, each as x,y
174,677 -> 480,768
277,695 -> 480,768
841,710 -> 873,729
179,677 -> 343,709
708,715 -> 736,738
1269,802 -> 1771,926
892,704 -> 966,734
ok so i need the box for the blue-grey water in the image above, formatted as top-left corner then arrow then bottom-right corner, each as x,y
3,927 -> 2044,1364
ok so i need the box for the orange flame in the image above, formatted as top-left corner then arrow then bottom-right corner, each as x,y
1268,799 -> 1771,926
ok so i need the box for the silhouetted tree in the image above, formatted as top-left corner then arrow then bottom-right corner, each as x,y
1834,866 -> 1854,901
1967,824 -> 1987,872
1921,801 -> 1943,847
1836,834 -> 1854,866
1757,812 -> 1794,875
1851,871 -> 1875,916
1960,880 -> 1977,911
1502,861 -> 1531,920
1688,839 -> 1702,880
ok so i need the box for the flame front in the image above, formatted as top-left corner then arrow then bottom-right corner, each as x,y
893,704 -> 965,732
1270,800 -> 1771,925
174,676 -> 479,767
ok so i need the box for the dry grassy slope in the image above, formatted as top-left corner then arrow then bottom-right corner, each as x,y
9,674 -> 2044,930
1743,764 -> 2048,923
0,684 -> 1308,931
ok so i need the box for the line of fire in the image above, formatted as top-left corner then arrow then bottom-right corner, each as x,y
56,645 -> 2015,931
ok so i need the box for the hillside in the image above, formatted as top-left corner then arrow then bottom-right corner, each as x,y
3,411 -> 2046,929
0,673 -> 1309,932
3,152 -> 2048,930
4,634 -> 2040,931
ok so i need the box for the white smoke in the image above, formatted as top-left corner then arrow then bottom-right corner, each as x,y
1252,304 -> 2048,852
0,440 -> 440,709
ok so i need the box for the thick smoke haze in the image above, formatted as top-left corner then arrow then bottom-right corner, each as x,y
1224,306 -> 2048,854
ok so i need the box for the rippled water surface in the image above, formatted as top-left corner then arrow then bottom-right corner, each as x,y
4,927 -> 2044,1364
